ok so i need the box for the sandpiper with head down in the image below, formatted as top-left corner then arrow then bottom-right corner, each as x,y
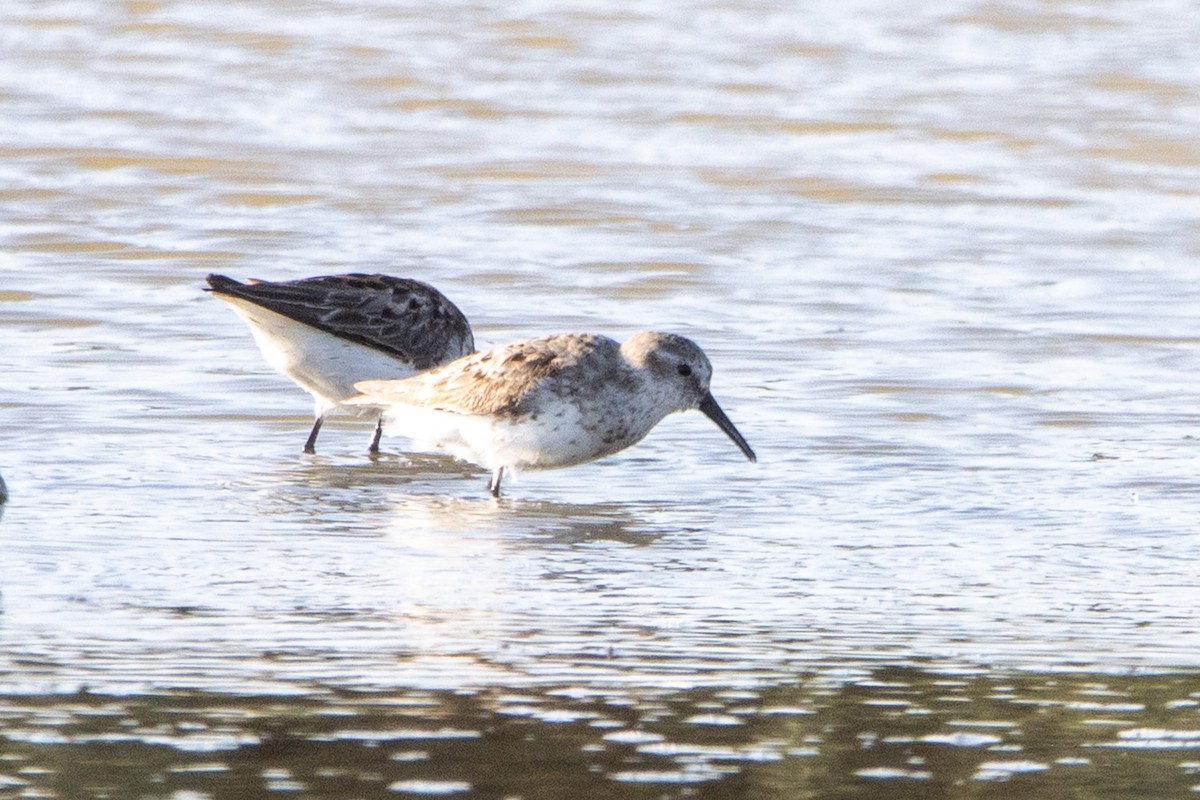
348,331 -> 756,497
206,273 -> 474,454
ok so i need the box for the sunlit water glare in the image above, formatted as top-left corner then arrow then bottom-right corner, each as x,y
2,0 -> 1199,796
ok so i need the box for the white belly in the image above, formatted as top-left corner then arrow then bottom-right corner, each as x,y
380,401 -> 645,474
220,297 -> 416,414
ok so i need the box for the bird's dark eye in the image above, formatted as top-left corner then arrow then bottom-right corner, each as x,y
677,363 -> 692,377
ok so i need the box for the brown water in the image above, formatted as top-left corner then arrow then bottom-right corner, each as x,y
2,0 -> 1200,797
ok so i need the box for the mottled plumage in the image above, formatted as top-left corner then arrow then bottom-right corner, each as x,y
206,273 -> 474,453
348,331 -> 756,497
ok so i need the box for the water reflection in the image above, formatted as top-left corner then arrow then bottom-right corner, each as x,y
1,667 -> 1197,798
239,451 -> 668,542
4,0 -> 1200,797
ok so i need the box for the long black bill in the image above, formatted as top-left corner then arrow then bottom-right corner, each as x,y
698,393 -> 757,463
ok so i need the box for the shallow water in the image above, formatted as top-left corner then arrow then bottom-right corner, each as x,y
3,0 -> 1200,797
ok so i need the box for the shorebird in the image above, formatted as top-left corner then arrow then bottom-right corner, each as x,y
348,331 -> 756,497
206,273 -> 474,454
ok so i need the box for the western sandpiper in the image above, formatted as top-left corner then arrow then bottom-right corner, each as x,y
348,331 -> 756,497
206,273 -> 474,454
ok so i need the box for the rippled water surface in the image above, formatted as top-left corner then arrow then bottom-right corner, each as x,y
3,0 -> 1200,797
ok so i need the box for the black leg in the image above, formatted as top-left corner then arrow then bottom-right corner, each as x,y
368,415 -> 383,455
303,415 -> 324,454
488,466 -> 504,498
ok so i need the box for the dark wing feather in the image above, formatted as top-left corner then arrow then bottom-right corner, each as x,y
205,273 -> 474,366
